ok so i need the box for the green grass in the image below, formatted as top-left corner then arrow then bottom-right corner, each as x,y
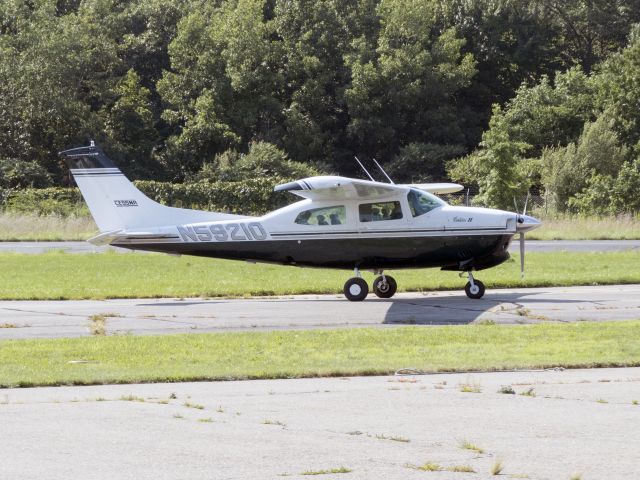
528,213 -> 640,240
1,321 -> 640,388
0,250 -> 638,300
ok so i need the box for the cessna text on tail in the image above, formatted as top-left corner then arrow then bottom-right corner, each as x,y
60,142 -> 541,301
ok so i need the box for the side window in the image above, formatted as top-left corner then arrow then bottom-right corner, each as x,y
295,206 -> 346,226
359,201 -> 403,222
407,188 -> 445,217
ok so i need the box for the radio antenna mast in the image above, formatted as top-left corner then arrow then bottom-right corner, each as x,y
354,156 -> 375,181
372,158 -> 394,184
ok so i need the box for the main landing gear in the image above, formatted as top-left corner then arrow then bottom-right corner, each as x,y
343,269 -> 397,301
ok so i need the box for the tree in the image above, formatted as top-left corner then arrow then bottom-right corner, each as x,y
158,0 -> 285,180
345,0 -> 476,172
104,69 -> 159,178
192,141 -> 319,182
542,112 -> 629,210
448,105 -> 530,209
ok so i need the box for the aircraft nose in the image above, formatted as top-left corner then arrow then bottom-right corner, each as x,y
516,214 -> 542,232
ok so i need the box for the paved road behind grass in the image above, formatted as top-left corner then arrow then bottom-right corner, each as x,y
1,367 -> 639,479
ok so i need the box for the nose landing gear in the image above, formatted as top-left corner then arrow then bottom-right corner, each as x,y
463,271 -> 485,299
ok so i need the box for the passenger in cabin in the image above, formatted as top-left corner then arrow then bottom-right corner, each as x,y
330,213 -> 341,225
390,203 -> 403,220
296,210 -> 312,225
317,214 -> 329,225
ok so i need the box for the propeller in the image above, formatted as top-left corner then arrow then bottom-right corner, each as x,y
514,193 -> 530,279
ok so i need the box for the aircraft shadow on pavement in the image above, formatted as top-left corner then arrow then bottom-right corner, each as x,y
382,291 -> 584,326
135,301 -> 224,307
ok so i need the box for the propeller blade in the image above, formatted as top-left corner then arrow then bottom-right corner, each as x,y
519,232 -> 525,279
523,192 -> 530,216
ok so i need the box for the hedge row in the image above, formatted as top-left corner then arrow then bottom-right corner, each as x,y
1,177 -> 297,217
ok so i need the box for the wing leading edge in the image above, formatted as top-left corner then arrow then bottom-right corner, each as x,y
274,176 -> 463,200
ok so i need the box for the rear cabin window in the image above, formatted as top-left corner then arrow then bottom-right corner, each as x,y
359,201 -> 403,222
407,188 -> 445,217
295,206 -> 346,226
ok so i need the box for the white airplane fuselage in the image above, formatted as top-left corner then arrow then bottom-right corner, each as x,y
111,196 -> 537,272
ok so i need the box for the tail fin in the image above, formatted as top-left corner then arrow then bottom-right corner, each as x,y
59,142 -> 246,232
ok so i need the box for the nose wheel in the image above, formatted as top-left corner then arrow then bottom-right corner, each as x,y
463,272 -> 485,299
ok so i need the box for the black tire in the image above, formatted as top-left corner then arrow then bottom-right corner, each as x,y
464,280 -> 486,299
373,275 -> 397,299
344,277 -> 369,301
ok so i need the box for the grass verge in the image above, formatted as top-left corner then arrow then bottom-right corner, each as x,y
0,250 -> 638,300
1,321 -> 639,388
0,213 -> 96,241
527,213 -> 640,240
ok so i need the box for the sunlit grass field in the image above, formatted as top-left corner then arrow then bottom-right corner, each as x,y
527,213 -> 640,240
1,321 -> 639,388
0,250 -> 638,300
0,213 -> 97,241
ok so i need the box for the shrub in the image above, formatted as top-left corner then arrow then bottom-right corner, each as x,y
3,178 -> 298,217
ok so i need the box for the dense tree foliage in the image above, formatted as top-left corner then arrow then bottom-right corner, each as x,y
1,0 -> 639,213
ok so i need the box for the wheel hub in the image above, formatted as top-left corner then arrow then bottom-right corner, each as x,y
349,284 -> 362,296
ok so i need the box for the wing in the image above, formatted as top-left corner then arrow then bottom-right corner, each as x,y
402,183 -> 464,194
274,176 -> 405,200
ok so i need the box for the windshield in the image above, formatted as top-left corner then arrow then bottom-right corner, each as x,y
407,188 -> 446,217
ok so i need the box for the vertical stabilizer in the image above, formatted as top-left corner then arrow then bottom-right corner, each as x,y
59,142 -> 246,232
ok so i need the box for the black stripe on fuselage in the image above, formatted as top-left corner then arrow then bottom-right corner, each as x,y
269,227 -> 508,237
113,234 -> 513,271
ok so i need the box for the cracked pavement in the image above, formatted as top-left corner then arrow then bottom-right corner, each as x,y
1,368 -> 640,479
1,285 -> 639,339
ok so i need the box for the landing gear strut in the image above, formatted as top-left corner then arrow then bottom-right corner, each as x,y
463,271 -> 485,299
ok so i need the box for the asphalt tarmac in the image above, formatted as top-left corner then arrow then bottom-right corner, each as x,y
2,367 -> 639,479
1,285 -> 639,339
0,239 -> 639,253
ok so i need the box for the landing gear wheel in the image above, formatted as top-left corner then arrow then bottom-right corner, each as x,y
464,280 -> 485,299
344,277 -> 369,301
373,275 -> 397,299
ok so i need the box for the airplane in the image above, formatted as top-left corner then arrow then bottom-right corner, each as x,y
59,142 -> 541,301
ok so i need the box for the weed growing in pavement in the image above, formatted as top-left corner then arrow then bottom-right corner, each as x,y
89,314 -> 106,336
300,467 -> 351,475
459,440 -> 484,454
491,458 -> 504,475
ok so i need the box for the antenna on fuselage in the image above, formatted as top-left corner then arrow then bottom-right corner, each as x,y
354,156 -> 375,181
372,158 -> 395,184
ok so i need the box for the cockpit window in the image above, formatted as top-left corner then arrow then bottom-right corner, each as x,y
359,201 -> 403,222
407,188 -> 446,217
295,206 -> 346,226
